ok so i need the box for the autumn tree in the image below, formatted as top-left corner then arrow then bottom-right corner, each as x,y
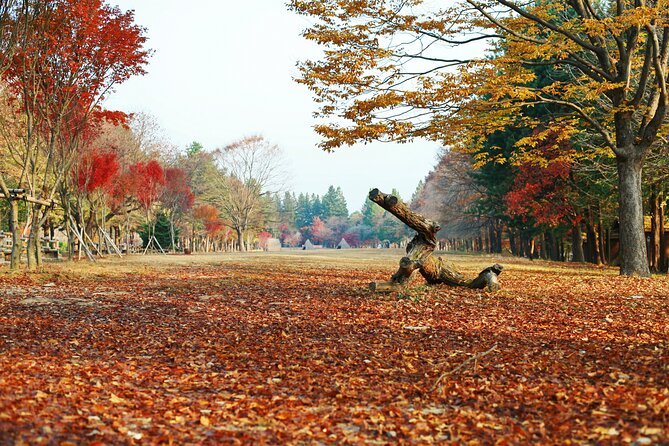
130,160 -> 166,250
215,135 -> 285,251
0,0 -> 21,75
71,146 -> 121,246
414,151 -> 483,246
161,167 -> 195,251
504,131 -> 584,261
193,204 -> 227,252
307,216 -> 333,246
128,112 -> 175,161
0,0 -> 148,268
291,0 -> 669,276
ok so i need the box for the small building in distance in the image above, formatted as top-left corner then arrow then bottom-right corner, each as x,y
337,238 -> 351,249
266,238 -> 281,252
302,239 -> 324,250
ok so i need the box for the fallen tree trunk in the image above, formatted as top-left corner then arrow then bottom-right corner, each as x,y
368,188 -> 503,292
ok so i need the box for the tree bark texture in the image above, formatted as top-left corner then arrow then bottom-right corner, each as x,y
367,189 -> 503,292
650,189 -> 661,272
9,200 -> 21,270
616,157 -> 650,276
571,223 -> 585,262
660,197 -> 667,273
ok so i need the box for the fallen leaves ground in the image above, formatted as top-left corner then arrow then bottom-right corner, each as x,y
0,250 -> 668,445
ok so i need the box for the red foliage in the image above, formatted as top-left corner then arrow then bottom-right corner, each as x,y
1,261 -> 668,443
193,204 -> 218,222
257,231 -> 273,249
203,220 -> 224,235
342,232 -> 360,247
309,216 -> 333,245
79,109 -> 131,145
129,160 -> 166,209
505,130 -> 578,227
278,224 -> 302,247
3,0 -> 148,146
74,150 -> 120,194
162,167 -> 195,213
107,169 -> 137,212
194,205 -> 223,236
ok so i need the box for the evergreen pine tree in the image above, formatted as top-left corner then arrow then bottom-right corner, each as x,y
281,191 -> 297,228
322,185 -> 349,218
139,212 -> 174,250
295,193 -> 312,228
311,194 -> 323,220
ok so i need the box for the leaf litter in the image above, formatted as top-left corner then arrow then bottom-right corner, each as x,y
0,257 -> 667,444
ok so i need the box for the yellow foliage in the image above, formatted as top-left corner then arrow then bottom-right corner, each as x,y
290,0 -> 669,160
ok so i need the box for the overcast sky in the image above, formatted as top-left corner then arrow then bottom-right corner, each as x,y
104,1 -> 441,212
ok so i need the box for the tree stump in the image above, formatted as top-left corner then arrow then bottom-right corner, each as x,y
368,188 -> 503,292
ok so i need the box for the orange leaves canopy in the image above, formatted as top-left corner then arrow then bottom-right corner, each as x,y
291,0 -> 669,158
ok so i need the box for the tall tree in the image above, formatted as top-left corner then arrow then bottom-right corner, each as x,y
322,185 -> 349,218
361,196 -> 384,227
281,191 -> 298,228
130,159 -> 166,248
215,135 -> 284,251
1,0 -> 148,268
186,141 -> 204,157
291,0 -> 669,276
161,167 -> 195,251
295,193 -> 313,229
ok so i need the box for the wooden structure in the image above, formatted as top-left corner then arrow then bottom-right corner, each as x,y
1,231 -> 60,261
367,189 -> 503,292
0,189 -> 54,208
1,232 -> 11,261
143,235 -> 166,255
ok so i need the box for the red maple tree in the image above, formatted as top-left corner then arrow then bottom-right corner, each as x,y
74,150 -> 120,194
309,216 -> 333,245
5,0 -> 148,154
130,160 -> 166,210
505,130 -> 580,228
162,167 -> 195,214
194,205 -> 223,237
257,231 -> 273,249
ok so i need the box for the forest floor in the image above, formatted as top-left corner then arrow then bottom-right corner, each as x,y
0,250 -> 668,444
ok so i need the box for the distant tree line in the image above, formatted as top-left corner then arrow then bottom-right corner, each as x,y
271,187 -> 412,248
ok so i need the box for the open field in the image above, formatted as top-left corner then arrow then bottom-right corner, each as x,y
0,250 -> 668,444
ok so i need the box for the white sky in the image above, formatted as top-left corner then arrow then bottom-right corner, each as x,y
104,0 -> 441,212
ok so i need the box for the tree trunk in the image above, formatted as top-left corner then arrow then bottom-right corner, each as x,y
660,196 -> 667,273
650,189 -> 661,272
585,216 -> 601,265
170,216 -> 176,253
616,157 -> 650,276
236,227 -> 245,252
606,227 -> 612,267
547,230 -> 560,261
9,200 -> 21,270
571,222 -> 585,262
33,207 -> 43,268
367,189 -> 503,292
597,217 -> 607,265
